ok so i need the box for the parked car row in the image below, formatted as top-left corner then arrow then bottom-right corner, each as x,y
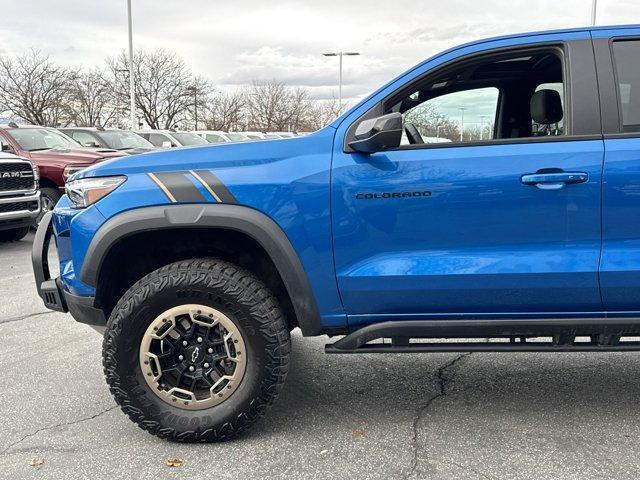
0,122 -> 308,235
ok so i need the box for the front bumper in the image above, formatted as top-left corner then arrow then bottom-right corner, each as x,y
0,190 -> 40,230
32,211 -> 106,326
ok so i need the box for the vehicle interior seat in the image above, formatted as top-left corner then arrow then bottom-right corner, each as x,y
530,89 -> 563,136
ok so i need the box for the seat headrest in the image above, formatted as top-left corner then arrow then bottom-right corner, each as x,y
530,89 -> 563,125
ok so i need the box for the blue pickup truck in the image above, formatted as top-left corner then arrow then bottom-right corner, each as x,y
33,25 -> 640,441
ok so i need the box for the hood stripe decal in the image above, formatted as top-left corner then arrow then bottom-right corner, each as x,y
192,169 -> 237,204
148,173 -> 176,202
148,172 -> 206,203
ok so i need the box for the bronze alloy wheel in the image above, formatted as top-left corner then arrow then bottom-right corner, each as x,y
139,304 -> 247,410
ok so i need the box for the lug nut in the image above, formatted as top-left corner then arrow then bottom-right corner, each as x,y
188,365 -> 195,372
203,362 -> 210,368
197,337 -> 203,343
207,347 -> 213,353
182,340 -> 188,347
178,355 -> 184,361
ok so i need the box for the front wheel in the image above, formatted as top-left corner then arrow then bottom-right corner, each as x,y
102,258 -> 291,442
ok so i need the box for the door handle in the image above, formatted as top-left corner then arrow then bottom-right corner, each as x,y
520,171 -> 588,190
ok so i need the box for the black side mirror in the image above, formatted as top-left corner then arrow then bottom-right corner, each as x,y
348,112 -> 403,154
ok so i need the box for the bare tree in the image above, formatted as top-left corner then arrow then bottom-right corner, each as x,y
246,80 -> 310,132
64,69 -> 117,127
303,97 -> 347,131
108,49 -> 209,129
203,89 -> 246,131
0,49 -> 72,126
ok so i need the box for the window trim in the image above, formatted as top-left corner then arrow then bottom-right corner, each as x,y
343,42 -> 591,153
610,37 -> 640,135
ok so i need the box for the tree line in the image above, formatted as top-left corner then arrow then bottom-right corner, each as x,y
0,49 -> 346,132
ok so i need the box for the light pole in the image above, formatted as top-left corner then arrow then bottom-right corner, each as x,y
459,107 -> 466,141
436,124 -> 442,138
187,86 -> 198,130
591,0 -> 598,26
126,0 -> 136,130
479,115 -> 489,140
323,51 -> 360,108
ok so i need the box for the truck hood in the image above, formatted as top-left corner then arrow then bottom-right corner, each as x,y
29,147 -> 125,165
74,128 -> 335,179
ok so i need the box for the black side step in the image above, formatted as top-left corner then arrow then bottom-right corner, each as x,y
325,319 -> 640,354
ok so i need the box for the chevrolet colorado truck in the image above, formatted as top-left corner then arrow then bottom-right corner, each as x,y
33,25 -> 640,441
0,125 -> 124,218
0,153 -> 39,241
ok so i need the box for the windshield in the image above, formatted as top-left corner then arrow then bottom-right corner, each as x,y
171,132 -> 208,146
7,128 -> 79,151
99,131 -> 154,150
226,133 -> 248,141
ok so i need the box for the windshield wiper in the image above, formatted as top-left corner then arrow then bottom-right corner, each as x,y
28,147 -> 53,152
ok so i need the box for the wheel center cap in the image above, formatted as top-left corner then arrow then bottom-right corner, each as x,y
186,345 -> 204,364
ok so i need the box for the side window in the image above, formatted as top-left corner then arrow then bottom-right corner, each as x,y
390,49 -> 565,147
612,40 -> 640,133
403,87 -> 499,144
206,134 -> 224,143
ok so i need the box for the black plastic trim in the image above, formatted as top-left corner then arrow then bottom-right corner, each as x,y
592,37 -> 621,135
80,203 -> 323,336
326,318 -> 640,352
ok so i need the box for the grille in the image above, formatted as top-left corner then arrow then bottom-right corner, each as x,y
0,162 -> 35,192
0,201 -> 38,213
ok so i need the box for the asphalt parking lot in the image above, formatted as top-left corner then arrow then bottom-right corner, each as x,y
2,234 -> 640,479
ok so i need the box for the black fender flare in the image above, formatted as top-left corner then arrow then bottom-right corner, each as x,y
80,203 -> 323,336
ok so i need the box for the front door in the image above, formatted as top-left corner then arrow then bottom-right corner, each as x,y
331,41 -> 604,327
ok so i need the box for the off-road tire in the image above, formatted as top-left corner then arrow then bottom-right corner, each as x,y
102,258 -> 291,442
0,226 -> 30,242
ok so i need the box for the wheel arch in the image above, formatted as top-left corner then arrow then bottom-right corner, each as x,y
81,203 -> 323,336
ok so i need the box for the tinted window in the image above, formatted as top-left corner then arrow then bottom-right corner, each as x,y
171,132 -> 208,146
99,131 -> 154,149
613,40 -> 640,132
72,131 -> 101,147
205,134 -> 225,143
148,133 -> 173,147
7,128 -> 79,151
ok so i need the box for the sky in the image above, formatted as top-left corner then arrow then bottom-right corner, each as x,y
1,0 -> 638,127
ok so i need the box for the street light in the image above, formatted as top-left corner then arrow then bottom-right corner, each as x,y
126,0 -> 136,130
187,86 -> 198,130
322,51 -> 360,108
459,107 -> 466,141
591,0 -> 598,26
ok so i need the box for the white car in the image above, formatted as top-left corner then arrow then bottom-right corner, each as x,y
239,131 -> 267,140
137,130 -> 209,148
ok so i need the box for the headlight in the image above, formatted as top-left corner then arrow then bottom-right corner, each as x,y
66,176 -> 126,208
63,165 -> 90,181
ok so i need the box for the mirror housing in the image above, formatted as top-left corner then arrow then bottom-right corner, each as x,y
348,112 -> 403,154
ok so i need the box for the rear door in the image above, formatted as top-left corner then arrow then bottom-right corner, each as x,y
593,28 -> 640,310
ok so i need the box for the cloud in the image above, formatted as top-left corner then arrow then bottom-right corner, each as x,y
0,0 -> 637,103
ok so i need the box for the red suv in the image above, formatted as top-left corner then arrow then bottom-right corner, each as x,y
0,124 -> 124,214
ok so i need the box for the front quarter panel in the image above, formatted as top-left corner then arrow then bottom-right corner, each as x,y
59,128 -> 346,329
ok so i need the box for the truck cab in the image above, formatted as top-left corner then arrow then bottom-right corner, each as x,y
32,25 -> 640,441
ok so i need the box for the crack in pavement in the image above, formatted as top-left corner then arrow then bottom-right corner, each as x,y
0,310 -> 57,326
0,405 -> 118,456
405,352 -> 472,479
